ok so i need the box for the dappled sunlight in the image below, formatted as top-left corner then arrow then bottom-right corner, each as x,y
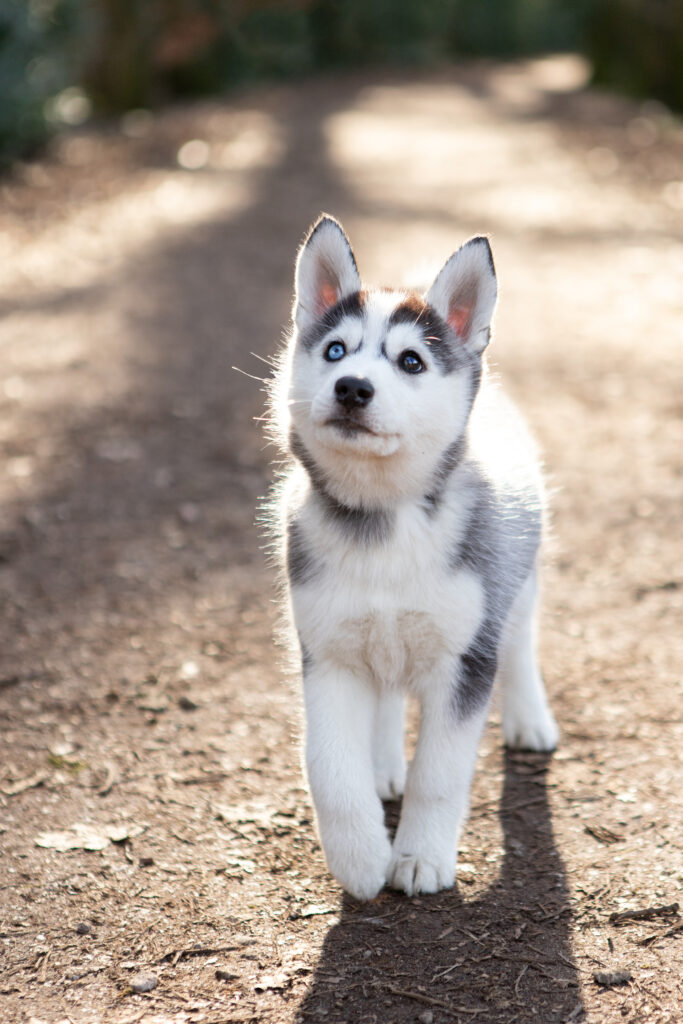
325,84 -> 508,195
0,106 -> 289,507
0,111 -> 285,302
327,87 -> 671,240
0,61 -> 681,1024
319,66 -> 682,376
0,173 -> 250,297
325,73 -> 675,249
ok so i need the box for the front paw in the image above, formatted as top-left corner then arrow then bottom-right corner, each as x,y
504,706 -> 559,752
321,821 -> 392,901
387,846 -> 456,896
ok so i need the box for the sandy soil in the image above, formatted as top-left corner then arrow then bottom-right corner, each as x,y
0,57 -> 682,1024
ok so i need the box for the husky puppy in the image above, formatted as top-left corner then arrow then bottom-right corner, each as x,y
270,215 -> 559,900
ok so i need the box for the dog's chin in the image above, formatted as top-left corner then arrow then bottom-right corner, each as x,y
317,417 -> 401,458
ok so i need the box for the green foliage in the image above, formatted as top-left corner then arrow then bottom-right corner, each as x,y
1,0 -> 681,167
308,0 -> 449,66
0,0 -> 85,166
587,0 -> 683,111
168,6 -> 315,97
81,2 -> 316,110
81,1 -> 155,113
448,0 -> 590,57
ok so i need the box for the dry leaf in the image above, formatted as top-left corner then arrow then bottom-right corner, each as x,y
214,802 -> 274,827
292,904 -> 336,919
35,823 -> 145,851
254,972 -> 289,992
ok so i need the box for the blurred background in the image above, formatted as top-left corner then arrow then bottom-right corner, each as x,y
2,0 -> 682,166
1,5 -> 682,1023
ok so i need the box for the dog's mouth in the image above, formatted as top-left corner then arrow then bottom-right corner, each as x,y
314,414 -> 402,458
325,416 -> 375,437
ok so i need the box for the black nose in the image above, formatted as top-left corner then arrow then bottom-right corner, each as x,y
334,376 -> 374,410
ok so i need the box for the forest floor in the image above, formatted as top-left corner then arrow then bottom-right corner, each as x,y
0,57 -> 682,1024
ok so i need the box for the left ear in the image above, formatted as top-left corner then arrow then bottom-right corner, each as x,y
426,236 -> 497,354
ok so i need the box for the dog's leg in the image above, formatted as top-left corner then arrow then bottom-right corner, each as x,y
499,571 -> 559,751
304,662 -> 391,900
388,679 -> 487,895
372,691 -> 406,800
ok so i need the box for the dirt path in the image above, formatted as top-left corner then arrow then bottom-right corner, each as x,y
1,59 -> 682,1024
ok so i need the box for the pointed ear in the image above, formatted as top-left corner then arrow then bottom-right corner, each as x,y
294,215 -> 361,331
426,237 -> 497,354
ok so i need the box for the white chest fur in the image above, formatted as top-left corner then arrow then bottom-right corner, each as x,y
289,495 -> 485,693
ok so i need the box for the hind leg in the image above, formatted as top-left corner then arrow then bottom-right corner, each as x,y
372,691 -> 406,800
499,571 -> 559,751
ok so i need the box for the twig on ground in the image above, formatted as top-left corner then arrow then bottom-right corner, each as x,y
1,771 -> 48,796
37,949 -> 51,983
98,763 -> 116,796
515,963 -> 528,998
156,946 -> 240,965
431,959 -> 466,982
526,944 -> 584,974
384,984 -> 484,1016
584,824 -> 624,844
638,920 -> 683,946
609,903 -> 679,926
535,907 -> 571,923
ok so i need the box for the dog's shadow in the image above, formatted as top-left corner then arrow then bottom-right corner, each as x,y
297,750 -> 582,1023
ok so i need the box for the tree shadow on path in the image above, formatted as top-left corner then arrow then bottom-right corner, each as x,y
0,73 -> 367,685
299,750 -> 583,1024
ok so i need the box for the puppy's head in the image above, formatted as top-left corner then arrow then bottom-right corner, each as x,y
280,215 -> 497,507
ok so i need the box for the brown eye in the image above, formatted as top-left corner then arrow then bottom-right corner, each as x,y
399,350 -> 424,374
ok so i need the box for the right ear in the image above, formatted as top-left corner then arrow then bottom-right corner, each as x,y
293,215 -> 361,331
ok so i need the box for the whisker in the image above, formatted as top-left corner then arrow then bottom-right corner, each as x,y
250,351 -> 277,368
232,365 -> 267,383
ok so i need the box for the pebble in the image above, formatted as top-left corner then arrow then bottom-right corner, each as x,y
76,922 -> 91,935
593,969 -> 632,987
418,1012 -> 434,1024
130,973 -> 158,993
216,968 -> 239,981
180,660 -> 199,680
178,502 -> 200,523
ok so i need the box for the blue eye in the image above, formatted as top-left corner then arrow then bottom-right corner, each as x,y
324,341 -> 346,362
399,350 -> 424,374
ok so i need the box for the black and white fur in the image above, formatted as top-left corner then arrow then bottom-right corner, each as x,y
269,215 -> 558,900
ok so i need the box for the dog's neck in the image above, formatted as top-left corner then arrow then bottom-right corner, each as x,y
290,426 -> 470,514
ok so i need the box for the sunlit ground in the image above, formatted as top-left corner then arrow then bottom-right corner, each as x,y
0,55 -> 681,1024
